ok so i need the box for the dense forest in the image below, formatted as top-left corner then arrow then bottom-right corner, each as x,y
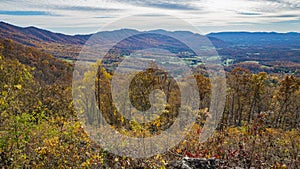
0,37 -> 299,168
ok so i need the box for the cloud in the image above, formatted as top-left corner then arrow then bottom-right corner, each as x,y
0,0 -> 299,34
135,14 -> 167,17
94,16 -> 116,18
248,0 -> 300,12
238,12 -> 262,16
52,5 -> 122,12
113,0 -> 199,10
145,2 -> 198,10
270,14 -> 300,18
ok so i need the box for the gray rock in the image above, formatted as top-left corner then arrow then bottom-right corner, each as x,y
167,157 -> 223,169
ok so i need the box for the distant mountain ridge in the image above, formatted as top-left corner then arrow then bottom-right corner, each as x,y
0,21 -> 91,46
2,21 -> 300,54
1,21 -> 299,75
2,21 -> 300,48
0,21 -> 228,46
208,32 -> 300,47
0,21 -> 229,58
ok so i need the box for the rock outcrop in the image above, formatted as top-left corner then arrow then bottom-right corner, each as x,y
167,157 -> 223,169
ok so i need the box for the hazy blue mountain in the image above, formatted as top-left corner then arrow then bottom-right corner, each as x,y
207,32 -> 300,47
0,21 -> 228,49
2,20 -> 300,51
1,21 -> 299,73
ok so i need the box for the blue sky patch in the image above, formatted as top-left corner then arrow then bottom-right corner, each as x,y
0,11 -> 51,16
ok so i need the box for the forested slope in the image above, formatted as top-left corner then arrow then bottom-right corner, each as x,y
0,38 -> 299,168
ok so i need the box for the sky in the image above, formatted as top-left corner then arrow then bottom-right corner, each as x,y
0,0 -> 300,35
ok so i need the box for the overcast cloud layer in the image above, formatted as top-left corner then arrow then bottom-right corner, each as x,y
0,0 -> 299,34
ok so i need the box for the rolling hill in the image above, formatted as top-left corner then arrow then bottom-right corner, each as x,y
0,21 -> 228,59
0,21 -> 299,74
0,38 -> 72,84
0,21 -> 90,46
